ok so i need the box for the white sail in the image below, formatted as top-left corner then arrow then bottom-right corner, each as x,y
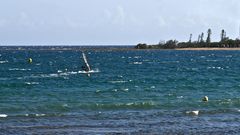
82,52 -> 91,71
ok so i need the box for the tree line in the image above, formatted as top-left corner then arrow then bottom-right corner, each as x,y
135,29 -> 240,49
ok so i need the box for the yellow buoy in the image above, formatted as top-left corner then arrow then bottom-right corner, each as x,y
202,96 -> 208,102
28,58 -> 32,63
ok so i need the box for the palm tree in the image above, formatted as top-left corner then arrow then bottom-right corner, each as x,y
200,32 -> 204,43
221,29 -> 227,42
206,28 -> 212,44
189,34 -> 192,43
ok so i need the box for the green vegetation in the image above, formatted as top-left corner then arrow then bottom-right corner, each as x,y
135,29 -> 240,49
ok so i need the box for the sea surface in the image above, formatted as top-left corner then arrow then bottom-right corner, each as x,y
1,46 -> 240,134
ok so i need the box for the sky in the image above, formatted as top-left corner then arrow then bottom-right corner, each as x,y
0,0 -> 240,45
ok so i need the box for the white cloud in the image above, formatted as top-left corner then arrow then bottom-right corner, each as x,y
113,6 -> 125,26
0,0 -> 240,44
104,9 -> 112,20
157,16 -> 166,27
0,19 -> 7,28
18,12 -> 36,29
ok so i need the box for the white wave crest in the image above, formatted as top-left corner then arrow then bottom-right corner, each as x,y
109,80 -> 127,84
9,68 -> 31,71
0,60 -> 8,64
207,67 -> 223,70
36,114 -> 46,117
0,114 -> 7,118
133,62 -> 142,65
21,69 -> 100,79
134,56 -> 141,59
25,82 -> 39,85
78,69 -> 100,74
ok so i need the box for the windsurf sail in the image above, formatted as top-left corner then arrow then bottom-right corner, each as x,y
82,52 -> 91,72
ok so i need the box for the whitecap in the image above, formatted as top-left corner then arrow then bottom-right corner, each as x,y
37,74 -> 59,78
59,72 -> 69,76
17,77 -> 25,80
48,74 -> 59,77
110,80 -> 127,84
126,103 -> 134,106
0,60 -> 8,64
62,104 -> 68,107
67,71 -> 78,75
226,55 -> 232,58
25,82 -> 39,85
150,86 -> 155,89
123,88 -> 129,92
35,114 -> 46,117
133,62 -> 142,65
134,56 -> 141,59
206,60 -> 218,62
112,89 -> 118,92
57,70 -> 63,73
78,69 -> 100,74
96,90 -> 101,93
9,68 -> 31,71
177,96 -> 184,99
207,67 -> 223,70
118,75 -> 123,78
0,114 -> 7,118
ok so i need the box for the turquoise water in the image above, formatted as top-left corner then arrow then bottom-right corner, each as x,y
1,47 -> 240,134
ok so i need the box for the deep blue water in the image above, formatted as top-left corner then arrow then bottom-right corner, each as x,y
1,48 -> 240,134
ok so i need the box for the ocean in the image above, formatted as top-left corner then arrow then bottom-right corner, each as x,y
1,46 -> 240,134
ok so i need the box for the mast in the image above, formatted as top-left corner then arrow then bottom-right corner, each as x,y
82,52 -> 91,71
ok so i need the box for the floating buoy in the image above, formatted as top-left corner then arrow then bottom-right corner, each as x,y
202,96 -> 208,102
28,58 -> 32,63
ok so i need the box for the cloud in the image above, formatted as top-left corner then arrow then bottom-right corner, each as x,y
157,16 -> 166,27
0,0 -> 240,45
18,12 -> 37,29
113,6 -> 125,26
0,19 -> 7,28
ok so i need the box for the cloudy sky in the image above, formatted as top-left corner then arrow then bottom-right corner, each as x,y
0,0 -> 240,45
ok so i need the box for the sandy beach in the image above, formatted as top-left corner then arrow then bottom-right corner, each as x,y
175,48 -> 240,50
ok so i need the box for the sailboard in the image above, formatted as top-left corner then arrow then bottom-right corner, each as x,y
82,52 -> 91,77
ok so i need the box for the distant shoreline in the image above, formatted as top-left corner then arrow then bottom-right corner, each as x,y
1,46 -> 240,51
